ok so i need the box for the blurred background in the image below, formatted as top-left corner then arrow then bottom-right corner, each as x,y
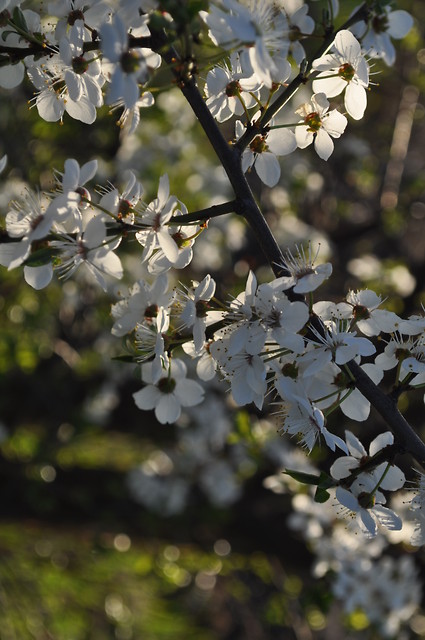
0,1 -> 424,638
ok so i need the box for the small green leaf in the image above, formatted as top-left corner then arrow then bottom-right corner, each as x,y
11,6 -> 28,32
283,469 -> 322,485
314,487 -> 331,503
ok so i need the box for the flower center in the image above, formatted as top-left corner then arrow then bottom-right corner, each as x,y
338,63 -> 355,83
357,492 -> 375,509
144,304 -> 158,319
372,13 -> 389,34
352,304 -> 371,321
250,135 -> 268,154
195,300 -> 210,318
120,50 -> 140,74
281,362 -> 298,379
304,112 -> 322,133
172,231 -> 191,248
225,80 -> 241,97
72,55 -> 89,75
157,377 -> 176,394
68,9 -> 85,26
118,199 -> 132,219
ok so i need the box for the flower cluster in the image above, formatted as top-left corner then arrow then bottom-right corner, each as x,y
0,1 -> 423,635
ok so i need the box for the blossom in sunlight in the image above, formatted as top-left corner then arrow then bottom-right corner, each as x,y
27,23 -> 104,124
176,274 -> 217,353
135,174 -> 180,266
100,14 -> 150,109
331,431 -> 405,491
351,6 -> 414,66
275,376 -> 348,453
52,215 -> 123,291
109,93 -> 155,135
276,0 -> 315,65
276,243 -> 332,293
48,0 -> 111,41
111,274 -> 172,337
303,319 -> 376,376
204,53 -> 261,123
0,190 -> 73,272
200,0 -> 291,87
235,116 -> 297,187
98,170 -> 144,225
335,470 -> 403,538
344,288 -> 400,336
312,30 -> 370,120
295,93 -> 347,160
133,357 -> 205,424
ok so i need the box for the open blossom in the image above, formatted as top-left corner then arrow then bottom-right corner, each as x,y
276,244 -> 332,293
133,357 -> 205,424
176,275 -> 217,353
204,53 -> 261,123
200,0 -> 291,87
344,289 -> 401,336
312,30 -> 369,120
295,93 -> 347,160
335,476 -> 402,538
236,116 -> 296,187
51,215 -> 123,291
98,171 -> 144,224
331,431 -> 405,491
351,6 -> 414,66
135,174 -> 180,265
275,376 -> 348,453
100,14 -> 155,110
303,319 -> 376,376
111,274 -> 172,337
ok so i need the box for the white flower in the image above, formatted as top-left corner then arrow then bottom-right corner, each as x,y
236,116 -> 296,187
100,14 -> 151,110
275,376 -> 348,453
345,289 -> 400,336
201,0 -> 291,88
98,170 -> 144,224
111,274 -> 172,337
0,190 -> 73,271
27,24 -> 104,124
59,23 -> 104,108
295,93 -> 347,160
331,430 -> 405,491
135,174 -> 180,265
204,53 -> 261,123
52,215 -> 123,291
276,243 -> 333,293
48,0 -> 111,41
303,319 -> 376,376
335,479 -> 402,537
133,357 -> 205,424
109,93 -> 155,135
312,30 -> 370,120
277,0 -> 315,65
351,6 -> 414,66
177,275 -> 217,353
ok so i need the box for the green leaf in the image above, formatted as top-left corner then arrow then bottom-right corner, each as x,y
282,469 -> 322,485
314,487 -> 331,503
111,355 -> 137,363
11,6 -> 28,33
